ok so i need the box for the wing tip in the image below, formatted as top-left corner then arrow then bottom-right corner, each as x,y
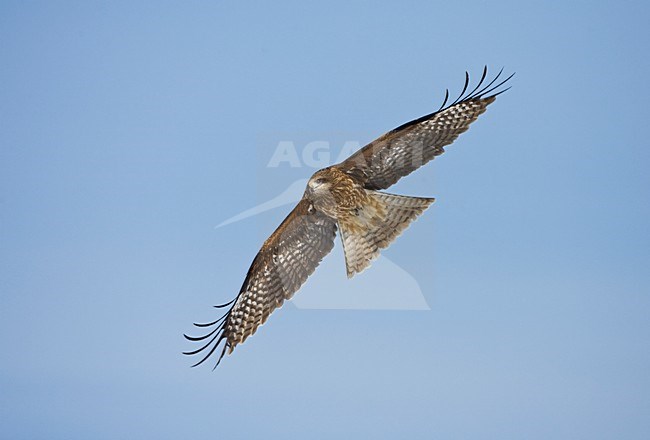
454,66 -> 515,105
184,304 -> 234,370
389,66 -> 513,135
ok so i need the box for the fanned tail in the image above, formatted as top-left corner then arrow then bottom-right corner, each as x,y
339,191 -> 434,278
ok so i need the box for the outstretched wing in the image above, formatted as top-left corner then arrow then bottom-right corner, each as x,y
184,199 -> 337,368
337,67 -> 514,190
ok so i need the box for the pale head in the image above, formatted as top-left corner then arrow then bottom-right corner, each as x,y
306,168 -> 334,196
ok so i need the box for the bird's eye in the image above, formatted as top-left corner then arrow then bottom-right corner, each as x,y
315,178 -> 326,184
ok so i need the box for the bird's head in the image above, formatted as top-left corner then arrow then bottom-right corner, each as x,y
306,169 -> 333,197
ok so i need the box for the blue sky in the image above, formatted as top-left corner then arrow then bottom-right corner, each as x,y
1,1 -> 649,438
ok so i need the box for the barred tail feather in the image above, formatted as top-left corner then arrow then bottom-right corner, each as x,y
339,191 -> 434,278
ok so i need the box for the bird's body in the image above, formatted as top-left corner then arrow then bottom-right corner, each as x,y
306,166 -> 368,219
185,67 -> 513,368
306,166 -> 436,276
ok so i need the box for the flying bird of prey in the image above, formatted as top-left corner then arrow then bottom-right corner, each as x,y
185,67 -> 513,368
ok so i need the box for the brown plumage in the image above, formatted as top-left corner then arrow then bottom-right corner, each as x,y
184,67 -> 513,368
